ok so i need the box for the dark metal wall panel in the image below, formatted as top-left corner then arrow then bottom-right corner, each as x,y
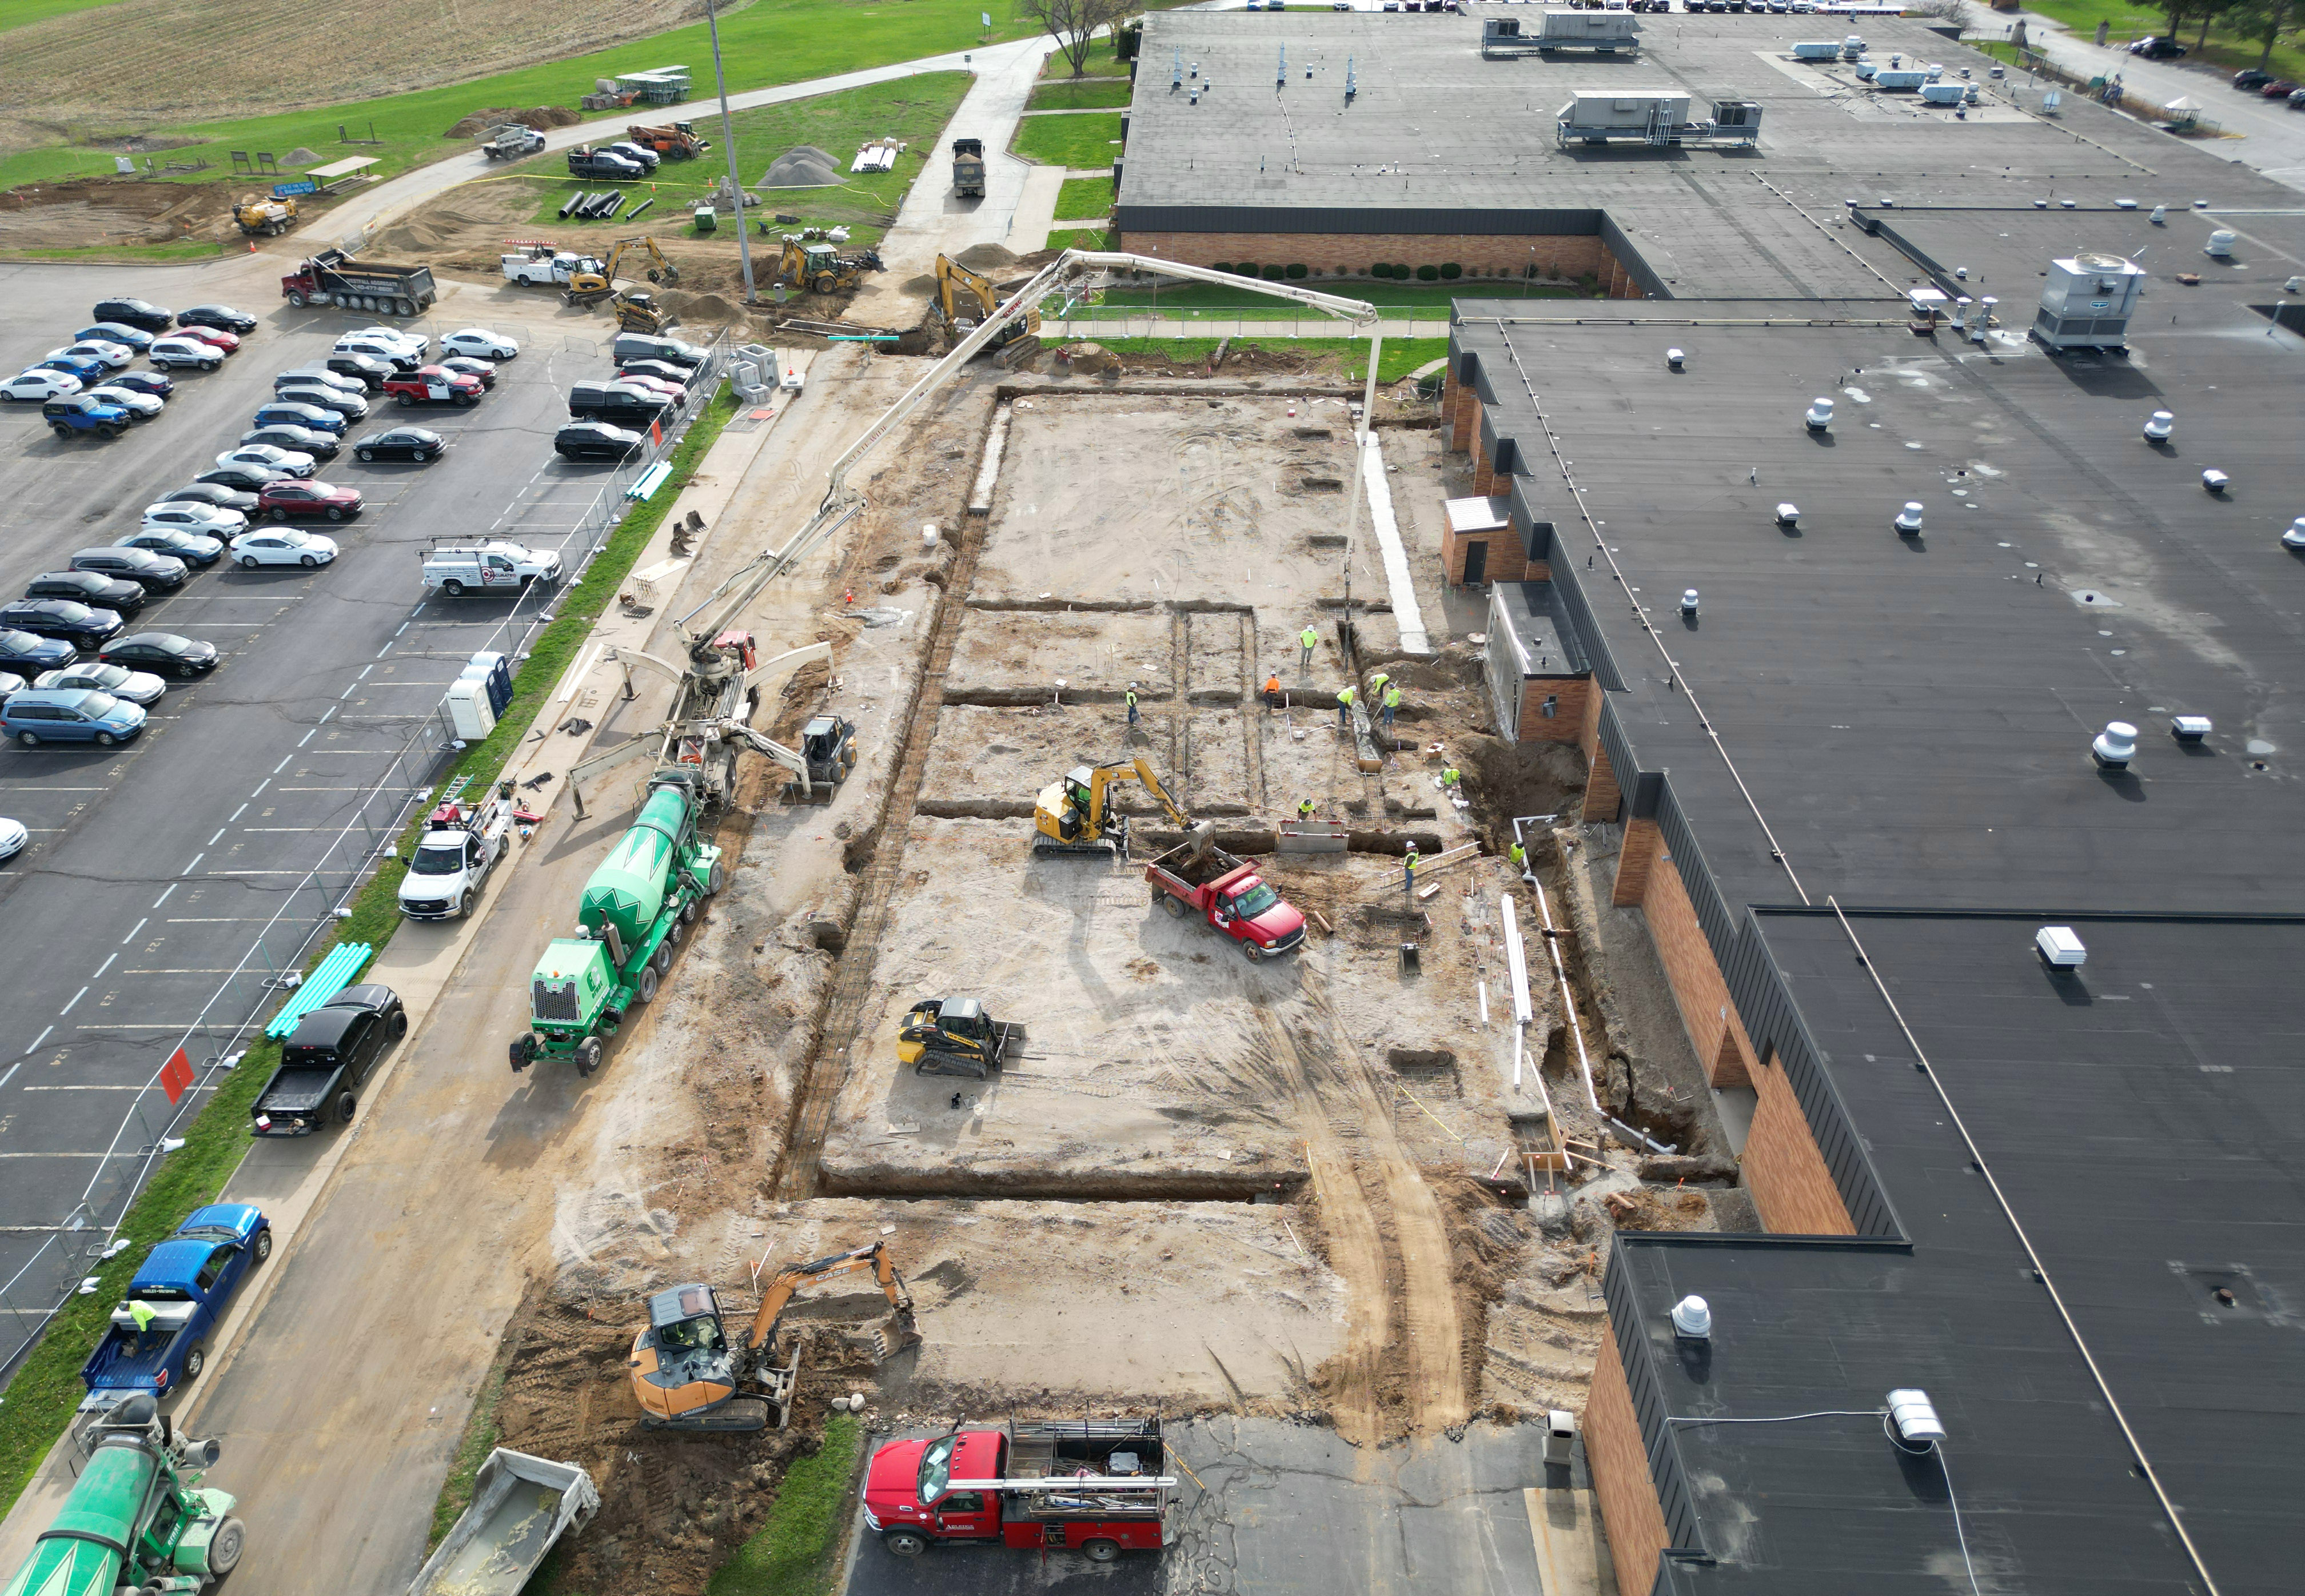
1600,211 -> 1674,300
1655,787 -> 1736,960
1606,1252 -> 1705,1556
1598,696 -> 1640,800
1114,204 -> 1607,236
1541,544 -> 1624,691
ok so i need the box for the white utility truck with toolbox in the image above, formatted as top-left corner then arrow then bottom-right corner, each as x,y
421,540 -> 563,596
398,780 -> 516,920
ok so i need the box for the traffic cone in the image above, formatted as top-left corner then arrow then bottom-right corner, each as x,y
247,241 -> 257,253
1286,401 -> 1295,418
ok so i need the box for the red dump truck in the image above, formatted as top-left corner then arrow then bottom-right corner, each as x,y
1146,838 -> 1306,961
280,249 -> 437,316
863,1419 -> 1176,1562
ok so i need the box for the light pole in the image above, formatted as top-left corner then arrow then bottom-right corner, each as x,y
705,0 -> 756,304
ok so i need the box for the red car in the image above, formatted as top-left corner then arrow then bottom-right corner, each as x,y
170,325 -> 242,353
2261,79 -> 2301,98
257,479 -> 363,521
383,366 -> 481,408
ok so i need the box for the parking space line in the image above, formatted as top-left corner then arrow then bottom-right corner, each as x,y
208,827 -> 226,845
182,852 -> 204,873
90,954 -> 114,979
151,884 -> 176,907
21,1084 -> 147,1092
21,1028 -> 50,1057
58,988 -> 87,1016
121,919 -> 146,944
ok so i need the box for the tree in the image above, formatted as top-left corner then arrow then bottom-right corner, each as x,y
2230,0 -> 2296,65
1020,0 -> 1138,79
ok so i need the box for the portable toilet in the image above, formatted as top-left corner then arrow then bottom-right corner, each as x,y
444,677 -> 497,742
466,651 -> 514,715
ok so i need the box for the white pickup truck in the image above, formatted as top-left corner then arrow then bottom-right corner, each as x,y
501,246 -> 601,287
398,784 -> 516,920
421,539 -> 562,597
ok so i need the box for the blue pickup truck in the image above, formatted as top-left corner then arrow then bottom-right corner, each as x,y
79,1204 -> 272,1411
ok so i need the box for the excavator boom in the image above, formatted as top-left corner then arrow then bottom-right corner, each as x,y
1130,756 -> 1190,828
745,1242 -> 914,1352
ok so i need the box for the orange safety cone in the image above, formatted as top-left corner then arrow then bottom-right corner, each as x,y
247,241 -> 257,253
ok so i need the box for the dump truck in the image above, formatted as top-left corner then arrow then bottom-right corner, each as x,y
479,122 -> 547,160
0,1395 -> 244,1593
233,197 -> 297,236
863,1418 -> 1177,1561
407,1450 -> 598,1596
951,137 -> 987,197
628,120 -> 709,158
1146,837 -> 1306,961
280,248 -> 437,315
508,773 -> 724,1076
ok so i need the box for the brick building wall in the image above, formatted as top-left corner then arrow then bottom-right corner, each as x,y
1441,524 -> 1546,586
1743,1048 -> 1859,1234
1516,674 -> 1587,743
1610,832 -> 1758,1088
1585,1322 -> 1672,1596
1118,229 -> 1638,292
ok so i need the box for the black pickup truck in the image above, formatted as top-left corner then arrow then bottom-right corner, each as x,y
250,984 -> 405,1136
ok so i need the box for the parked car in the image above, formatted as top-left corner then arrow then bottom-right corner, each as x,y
441,328 -> 520,360
149,336 -> 223,372
25,570 -> 145,617
325,352 -> 396,389
332,334 -> 420,372
350,324 -> 428,357
1,369 -> 83,402
2260,79 -> 2300,97
2291,86 -> 2305,107
77,1204 -> 270,1410
99,631 -> 218,679
438,355 -> 497,389
43,395 -> 131,439
0,629 -> 75,675
2235,68 -> 2274,90
617,358 -> 694,390
169,325 -> 241,353
276,384 -> 369,420
84,384 -> 163,419
218,443 -> 316,477
352,426 -> 445,463
385,366 -> 482,407
554,421 -> 646,461
230,528 -> 338,568
178,305 -> 260,334
0,599 -> 125,649
0,672 -> 25,700
0,816 -> 23,860
257,480 -> 362,521
105,370 -> 174,400
250,985 -> 405,1134
611,373 -> 684,406
71,546 -> 189,591
78,322 -> 156,352
612,332 -> 707,368
605,140 -> 660,171
47,340 -> 134,370
2129,35 -> 2186,58
145,500 -> 249,536
199,463 -> 290,492
241,423 -> 339,459
252,400 -> 349,435
37,352 -> 109,384
35,661 -> 165,706
568,381 -> 668,428
116,528 -> 225,568
1,687 -> 145,747
92,297 -> 176,333
277,365 -> 364,396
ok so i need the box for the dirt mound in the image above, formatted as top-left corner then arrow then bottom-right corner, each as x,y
764,144 -> 840,186
952,241 -> 1015,271
445,105 -> 581,138
653,288 -> 745,328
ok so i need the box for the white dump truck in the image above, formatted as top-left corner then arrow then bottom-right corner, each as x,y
406,1450 -> 597,1596
398,780 -> 517,921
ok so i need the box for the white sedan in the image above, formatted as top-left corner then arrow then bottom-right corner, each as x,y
0,369 -> 82,402
216,444 -> 314,478
230,528 -> 338,569
47,340 -> 134,370
86,384 -> 163,419
0,817 -> 26,864
441,328 -> 520,360
150,336 -> 222,372
350,325 -> 428,356
144,501 -> 248,536
35,662 -> 165,707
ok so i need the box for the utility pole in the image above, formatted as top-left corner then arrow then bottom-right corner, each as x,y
705,0 -> 756,304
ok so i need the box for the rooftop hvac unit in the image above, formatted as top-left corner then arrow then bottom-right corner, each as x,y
2033,252 -> 2145,351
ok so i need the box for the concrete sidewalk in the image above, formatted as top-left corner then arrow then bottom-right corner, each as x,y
1043,316 -> 1453,340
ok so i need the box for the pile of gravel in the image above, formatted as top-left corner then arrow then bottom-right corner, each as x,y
763,145 -> 840,187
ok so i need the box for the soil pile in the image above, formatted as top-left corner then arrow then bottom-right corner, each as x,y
764,145 -> 840,186
281,146 -> 322,166
952,241 -> 1015,271
653,288 -> 745,327
444,105 -> 582,138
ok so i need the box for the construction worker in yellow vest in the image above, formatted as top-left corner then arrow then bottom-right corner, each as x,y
1299,624 -> 1319,671
1403,840 -> 1419,897
1382,681 -> 1402,727
1367,670 -> 1390,703
1335,683 -> 1355,730
1297,798 -> 1315,823
1126,682 -> 1139,728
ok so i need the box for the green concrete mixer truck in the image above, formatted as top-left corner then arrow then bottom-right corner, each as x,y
1,1394 -> 243,1596
508,771 -> 725,1077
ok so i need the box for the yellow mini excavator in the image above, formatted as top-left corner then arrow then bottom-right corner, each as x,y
930,254 -> 1040,351
628,1242 -> 915,1432
1031,755 -> 1189,857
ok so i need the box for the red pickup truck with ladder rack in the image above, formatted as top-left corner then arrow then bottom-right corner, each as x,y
863,1418 -> 1177,1562
1146,834 -> 1306,961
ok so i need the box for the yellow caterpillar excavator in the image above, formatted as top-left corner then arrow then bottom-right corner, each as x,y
1032,755 -> 1189,857
628,1242 -> 915,1432
565,236 -> 680,307
930,254 -> 1040,351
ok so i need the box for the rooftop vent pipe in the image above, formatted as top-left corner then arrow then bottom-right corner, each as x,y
2143,410 -> 2174,441
1886,1389 -> 1946,1450
1680,589 -> 1700,616
2206,230 -> 2236,258
1893,501 -> 1924,535
1804,397 -> 1833,430
2151,205 -> 2167,224
1670,1296 -> 1712,1338
2091,720 -> 2138,769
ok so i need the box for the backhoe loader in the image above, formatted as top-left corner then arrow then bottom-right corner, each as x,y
1031,755 -> 1189,857
930,253 -> 1039,351
629,1242 -> 915,1432
898,996 -> 1023,1079
772,236 -> 885,296
564,236 -> 680,306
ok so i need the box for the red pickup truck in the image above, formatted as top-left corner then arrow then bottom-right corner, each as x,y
1146,839 -> 1306,961
863,1419 -> 1175,1562
383,365 -> 481,408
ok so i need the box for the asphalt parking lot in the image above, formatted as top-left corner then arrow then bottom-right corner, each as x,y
0,254 -> 671,1311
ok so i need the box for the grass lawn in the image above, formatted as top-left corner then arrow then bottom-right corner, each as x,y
0,0 -> 126,31
1092,336 -> 1450,384
0,237 -> 226,263
1054,175 -> 1114,220
1975,4 -> 2305,82
1079,278 -> 1582,317
1011,111 -> 1124,168
0,381 -> 737,1525
704,1414 -> 866,1596
1025,78 -> 1134,110
504,71 -> 970,244
1,0 -> 1039,194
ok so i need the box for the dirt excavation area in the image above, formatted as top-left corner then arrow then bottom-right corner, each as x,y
465,366 -> 1740,1593
0,178 -> 240,249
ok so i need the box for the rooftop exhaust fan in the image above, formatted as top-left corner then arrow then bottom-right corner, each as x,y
2091,720 -> 2138,770
2282,518 -> 2305,552
2143,410 -> 2174,441
1680,589 -> 1700,616
2151,205 -> 2167,224
1893,502 -> 1924,535
2171,715 -> 2212,743
1666,347 -> 1685,369
2202,469 -> 2230,494
1776,502 -> 1800,527
2036,926 -> 2087,968
2206,230 -> 2236,258
1670,1295 -> 1712,1338
1886,1388 -> 1947,1450
1804,397 -> 1833,431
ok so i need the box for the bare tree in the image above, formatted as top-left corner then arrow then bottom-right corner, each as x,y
1019,0 -> 1138,79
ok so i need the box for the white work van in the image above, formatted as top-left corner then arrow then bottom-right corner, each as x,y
421,540 -> 563,597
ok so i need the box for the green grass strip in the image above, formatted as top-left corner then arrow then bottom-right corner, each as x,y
0,0 -> 126,33
0,381 -> 736,1522
0,239 -> 226,264
1011,112 -> 1123,170
1091,336 -> 1449,384
1052,175 -> 1113,221
1026,79 -> 1134,111
704,1414 -> 866,1596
